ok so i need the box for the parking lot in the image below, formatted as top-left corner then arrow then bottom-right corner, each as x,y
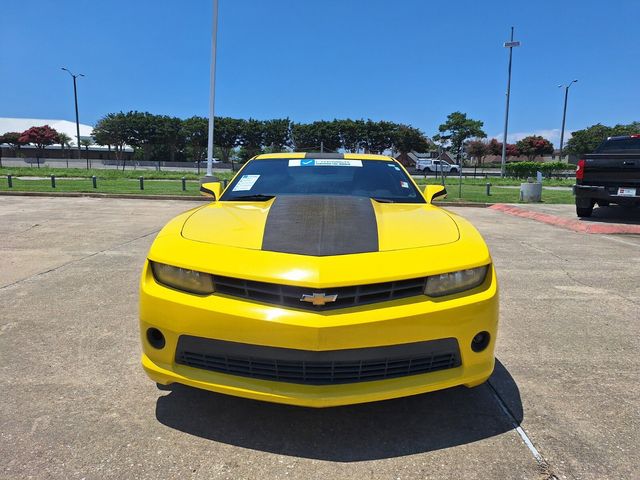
1,197 -> 638,479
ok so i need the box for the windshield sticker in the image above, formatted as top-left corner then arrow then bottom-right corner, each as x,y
387,163 -> 401,171
232,174 -> 260,191
288,159 -> 363,167
400,181 -> 409,189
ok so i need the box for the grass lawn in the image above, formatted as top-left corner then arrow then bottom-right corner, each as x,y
0,166 -> 234,181
0,167 -> 575,203
0,177 -> 203,196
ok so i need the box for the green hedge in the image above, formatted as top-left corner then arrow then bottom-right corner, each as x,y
505,161 -> 571,178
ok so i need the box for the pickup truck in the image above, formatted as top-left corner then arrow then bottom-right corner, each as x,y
574,135 -> 640,217
415,159 -> 460,174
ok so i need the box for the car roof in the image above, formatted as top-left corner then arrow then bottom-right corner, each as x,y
253,152 -> 394,161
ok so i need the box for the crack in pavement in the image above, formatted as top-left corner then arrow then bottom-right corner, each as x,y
0,229 -> 159,291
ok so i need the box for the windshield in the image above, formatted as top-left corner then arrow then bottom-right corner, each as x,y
220,158 -> 425,203
596,137 -> 640,152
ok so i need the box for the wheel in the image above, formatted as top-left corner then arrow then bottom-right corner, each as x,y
576,203 -> 593,217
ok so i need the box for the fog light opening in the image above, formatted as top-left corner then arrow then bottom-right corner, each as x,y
471,331 -> 490,352
147,328 -> 165,349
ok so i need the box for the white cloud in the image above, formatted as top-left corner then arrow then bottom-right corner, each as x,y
492,128 -> 571,148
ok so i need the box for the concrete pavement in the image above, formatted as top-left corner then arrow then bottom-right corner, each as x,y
1,197 -> 638,479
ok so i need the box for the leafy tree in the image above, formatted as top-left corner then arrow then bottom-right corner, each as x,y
93,112 -> 132,170
215,117 -> 244,169
56,132 -> 72,167
392,124 -> 430,155
565,122 -> 640,157
465,139 -> 489,167
291,122 -> 319,151
157,116 -> 184,163
79,137 -> 94,169
361,120 -> 396,154
515,135 -> 554,161
182,116 -> 208,173
487,138 -> 519,159
435,112 -> 486,158
314,120 -> 342,152
262,118 -> 291,151
18,125 -> 60,168
338,119 -> 365,152
0,132 -> 26,157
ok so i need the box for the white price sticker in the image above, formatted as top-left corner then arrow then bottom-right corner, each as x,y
232,174 -> 260,191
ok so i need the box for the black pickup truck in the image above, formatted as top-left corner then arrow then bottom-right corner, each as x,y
574,135 -> 640,217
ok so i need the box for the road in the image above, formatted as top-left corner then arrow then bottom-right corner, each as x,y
0,197 -> 638,479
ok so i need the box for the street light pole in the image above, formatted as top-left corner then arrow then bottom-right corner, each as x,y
558,79 -> 578,162
206,0 -> 219,178
61,68 -> 84,168
500,27 -> 520,178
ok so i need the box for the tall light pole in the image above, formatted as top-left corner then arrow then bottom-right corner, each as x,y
558,79 -> 578,162
500,27 -> 520,178
206,0 -> 219,178
61,68 -> 84,167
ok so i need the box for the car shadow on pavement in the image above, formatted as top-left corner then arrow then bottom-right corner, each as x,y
155,359 -> 521,461
581,205 -> 640,225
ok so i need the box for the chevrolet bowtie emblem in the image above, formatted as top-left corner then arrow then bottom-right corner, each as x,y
300,292 -> 338,306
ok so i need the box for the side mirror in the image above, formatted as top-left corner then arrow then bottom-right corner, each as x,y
200,181 -> 222,200
423,184 -> 447,203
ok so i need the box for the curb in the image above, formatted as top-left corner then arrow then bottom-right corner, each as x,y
0,191 -> 207,201
489,204 -> 640,235
0,191 -> 495,207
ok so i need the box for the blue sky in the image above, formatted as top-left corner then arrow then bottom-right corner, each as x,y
1,0 -> 638,146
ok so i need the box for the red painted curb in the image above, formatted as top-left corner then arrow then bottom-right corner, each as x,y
489,204 -> 640,234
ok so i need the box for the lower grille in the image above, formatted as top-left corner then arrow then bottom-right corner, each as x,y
175,336 -> 461,385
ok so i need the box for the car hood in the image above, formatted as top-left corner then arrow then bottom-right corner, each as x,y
181,195 -> 459,254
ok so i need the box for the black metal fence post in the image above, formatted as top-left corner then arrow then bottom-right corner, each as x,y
486,183 -> 492,196
7,175 -> 12,188
181,177 -> 186,191
51,175 -> 56,188
92,176 -> 97,189
139,176 -> 144,190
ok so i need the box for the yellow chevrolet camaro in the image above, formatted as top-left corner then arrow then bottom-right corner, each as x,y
139,153 -> 498,407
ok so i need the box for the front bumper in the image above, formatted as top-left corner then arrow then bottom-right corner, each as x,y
139,261 -> 499,407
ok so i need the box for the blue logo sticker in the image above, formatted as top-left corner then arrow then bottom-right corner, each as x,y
301,159 -> 315,166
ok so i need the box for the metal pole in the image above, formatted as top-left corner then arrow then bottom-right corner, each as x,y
72,75 -> 83,168
206,0 -> 219,178
500,27 -> 518,178
558,80 -> 576,162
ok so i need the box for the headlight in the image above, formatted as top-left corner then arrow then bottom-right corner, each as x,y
425,265 -> 489,297
149,261 -> 215,295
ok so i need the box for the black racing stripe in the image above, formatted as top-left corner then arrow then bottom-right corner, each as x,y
261,195 -> 379,256
304,152 -> 345,159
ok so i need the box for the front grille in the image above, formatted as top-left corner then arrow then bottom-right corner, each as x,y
213,275 -> 426,310
175,336 -> 461,385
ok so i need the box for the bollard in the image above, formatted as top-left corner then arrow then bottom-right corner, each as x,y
51,175 -> 56,188
181,177 -> 186,191
139,176 -> 144,190
92,176 -> 97,189
486,183 -> 492,196
7,175 -> 12,188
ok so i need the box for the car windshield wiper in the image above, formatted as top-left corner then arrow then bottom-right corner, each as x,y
230,194 -> 275,201
371,197 -> 395,203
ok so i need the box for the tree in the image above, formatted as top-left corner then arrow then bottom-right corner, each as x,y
488,138 -> 519,160
392,124 -> 430,155
18,125 -> 60,168
515,135 -> 554,161
57,132 -> 72,167
361,120 -> 395,154
182,116 -> 208,173
435,112 -> 486,158
338,119 -> 365,152
262,118 -> 291,152
93,112 -> 132,170
156,116 -> 184,164
79,137 -> 94,169
215,117 -> 244,169
291,123 -> 319,151
465,139 -> 489,168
